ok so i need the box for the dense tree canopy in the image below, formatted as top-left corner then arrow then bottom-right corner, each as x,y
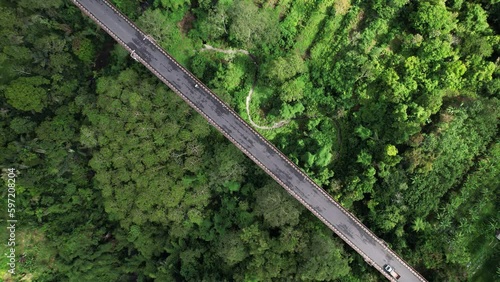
1,0 -> 498,281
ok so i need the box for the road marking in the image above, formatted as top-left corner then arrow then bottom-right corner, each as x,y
72,1 -> 426,281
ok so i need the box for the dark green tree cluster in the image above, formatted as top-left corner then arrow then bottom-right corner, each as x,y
1,0 -> 499,281
188,0 -> 499,280
0,0 -> 138,281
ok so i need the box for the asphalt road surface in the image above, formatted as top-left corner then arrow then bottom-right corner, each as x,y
71,1 -> 427,281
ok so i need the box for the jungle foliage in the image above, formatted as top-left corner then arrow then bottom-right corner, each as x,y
1,0 -> 499,281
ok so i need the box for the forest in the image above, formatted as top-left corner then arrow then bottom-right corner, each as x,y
1,0 -> 499,281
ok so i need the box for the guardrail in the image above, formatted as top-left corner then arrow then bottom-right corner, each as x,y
70,1 -> 427,281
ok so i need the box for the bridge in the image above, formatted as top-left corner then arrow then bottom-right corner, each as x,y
70,1 -> 427,281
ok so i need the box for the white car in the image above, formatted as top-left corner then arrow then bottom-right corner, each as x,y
384,264 -> 401,279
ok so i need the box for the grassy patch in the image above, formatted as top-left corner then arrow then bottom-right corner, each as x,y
294,0 -> 335,54
334,0 -> 351,15
1,227 -> 55,282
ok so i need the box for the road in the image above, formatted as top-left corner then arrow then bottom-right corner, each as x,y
71,1 -> 427,281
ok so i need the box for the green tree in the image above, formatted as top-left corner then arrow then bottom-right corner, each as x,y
228,1 -> 280,48
254,183 -> 302,228
154,0 -> 191,10
72,37 -> 96,63
265,54 -> 306,84
412,1 -> 456,36
4,76 -> 50,112
9,117 -> 36,135
412,217 -> 428,232
297,232 -> 351,280
217,231 -> 248,266
280,75 -> 308,102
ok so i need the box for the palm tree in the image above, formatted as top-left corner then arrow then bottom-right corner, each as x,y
412,217 -> 427,232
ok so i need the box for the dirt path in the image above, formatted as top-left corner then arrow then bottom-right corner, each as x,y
200,44 -> 250,56
200,44 -> 289,130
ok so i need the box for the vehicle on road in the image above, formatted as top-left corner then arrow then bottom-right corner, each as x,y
384,264 -> 401,280
70,1 -> 428,280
